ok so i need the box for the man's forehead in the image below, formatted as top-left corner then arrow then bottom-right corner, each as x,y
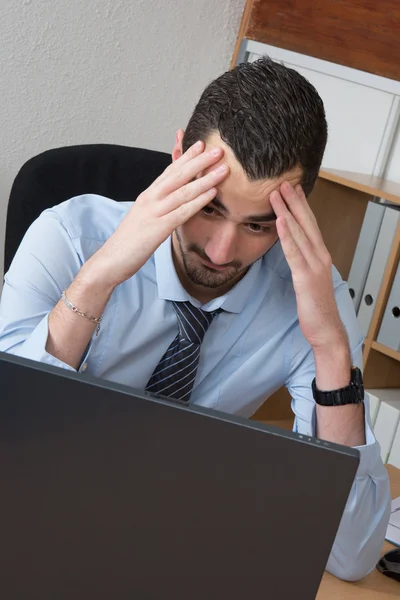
203,132 -> 244,177
203,133 -> 303,211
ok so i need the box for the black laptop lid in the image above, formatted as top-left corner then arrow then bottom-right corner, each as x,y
0,352 -> 359,600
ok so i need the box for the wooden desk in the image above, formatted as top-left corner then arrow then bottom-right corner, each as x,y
317,465 -> 399,598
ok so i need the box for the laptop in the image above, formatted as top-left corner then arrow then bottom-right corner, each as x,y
0,351 -> 359,600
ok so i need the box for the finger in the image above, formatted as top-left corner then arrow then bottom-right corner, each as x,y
160,163 -> 230,216
270,190 -> 318,267
148,140 -> 205,189
294,184 -> 306,200
276,216 -> 308,273
153,146 -> 225,198
168,187 -> 219,229
279,182 -> 324,249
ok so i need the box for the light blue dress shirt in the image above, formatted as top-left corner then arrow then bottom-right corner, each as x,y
0,194 -> 391,581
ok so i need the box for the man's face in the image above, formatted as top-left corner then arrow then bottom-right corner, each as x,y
172,132 -> 303,301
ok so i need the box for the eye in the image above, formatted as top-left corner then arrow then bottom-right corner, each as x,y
246,223 -> 271,234
248,223 -> 262,232
202,205 -> 216,216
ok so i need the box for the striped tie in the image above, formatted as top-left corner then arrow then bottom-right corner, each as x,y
145,301 -> 219,403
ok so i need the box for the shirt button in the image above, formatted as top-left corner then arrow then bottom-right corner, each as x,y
81,363 -> 88,372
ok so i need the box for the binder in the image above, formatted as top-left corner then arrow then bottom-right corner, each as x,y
357,206 -> 400,338
377,260 -> 400,351
389,420 -> 400,469
346,201 -> 385,311
372,389 -> 400,463
366,390 -> 381,426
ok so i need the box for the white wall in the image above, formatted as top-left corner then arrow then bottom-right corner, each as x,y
0,0 -> 246,278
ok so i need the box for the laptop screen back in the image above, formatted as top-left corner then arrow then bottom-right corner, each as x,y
0,352 -> 359,600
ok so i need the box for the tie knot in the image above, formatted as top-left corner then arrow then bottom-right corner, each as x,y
173,301 -> 218,344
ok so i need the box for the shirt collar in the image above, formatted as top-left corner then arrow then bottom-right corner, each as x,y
154,237 -> 262,314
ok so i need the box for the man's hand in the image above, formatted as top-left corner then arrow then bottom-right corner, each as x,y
85,140 -> 229,289
46,140 -> 228,370
269,182 -> 346,352
270,182 -> 366,447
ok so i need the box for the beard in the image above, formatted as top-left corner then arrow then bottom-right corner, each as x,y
174,229 -> 245,289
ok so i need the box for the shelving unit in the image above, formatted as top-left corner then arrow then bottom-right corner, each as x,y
319,169 -> 400,206
252,170 -> 400,423
230,0 -> 400,82
371,342 -> 400,363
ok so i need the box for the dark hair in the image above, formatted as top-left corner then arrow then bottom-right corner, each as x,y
183,56 -> 327,196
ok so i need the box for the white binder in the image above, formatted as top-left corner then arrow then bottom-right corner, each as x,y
377,260 -> 400,351
357,206 -> 400,338
366,390 -> 381,426
346,201 -> 385,311
389,420 -> 400,469
372,389 -> 400,463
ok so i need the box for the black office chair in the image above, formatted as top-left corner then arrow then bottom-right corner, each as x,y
4,144 -> 172,274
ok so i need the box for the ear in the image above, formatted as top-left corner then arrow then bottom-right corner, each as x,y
172,129 -> 185,162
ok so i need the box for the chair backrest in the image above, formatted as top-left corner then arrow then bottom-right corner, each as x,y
4,144 -> 172,274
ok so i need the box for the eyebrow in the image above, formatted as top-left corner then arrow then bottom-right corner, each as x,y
211,197 -> 277,223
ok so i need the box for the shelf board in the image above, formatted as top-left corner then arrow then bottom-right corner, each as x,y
319,168 -> 400,206
371,341 -> 400,363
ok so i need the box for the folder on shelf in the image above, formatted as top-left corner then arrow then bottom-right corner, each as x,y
366,390 -> 381,426
346,201 -> 385,311
389,421 -> 400,469
377,260 -> 400,352
372,389 -> 400,463
357,206 -> 400,338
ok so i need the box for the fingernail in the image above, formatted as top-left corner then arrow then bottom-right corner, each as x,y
215,164 -> 228,173
209,147 -> 222,156
194,140 -> 202,149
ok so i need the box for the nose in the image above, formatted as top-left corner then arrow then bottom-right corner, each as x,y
204,224 -> 238,266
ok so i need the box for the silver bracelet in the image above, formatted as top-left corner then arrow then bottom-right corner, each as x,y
61,290 -> 103,336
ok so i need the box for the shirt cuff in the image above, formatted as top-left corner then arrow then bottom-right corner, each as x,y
19,313 -> 93,373
352,417 -> 380,478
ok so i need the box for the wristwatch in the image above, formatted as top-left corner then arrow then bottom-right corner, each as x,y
311,366 -> 365,406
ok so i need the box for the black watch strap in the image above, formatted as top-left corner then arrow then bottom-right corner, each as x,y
311,366 -> 365,407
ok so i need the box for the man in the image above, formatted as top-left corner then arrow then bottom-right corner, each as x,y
0,57 -> 390,580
